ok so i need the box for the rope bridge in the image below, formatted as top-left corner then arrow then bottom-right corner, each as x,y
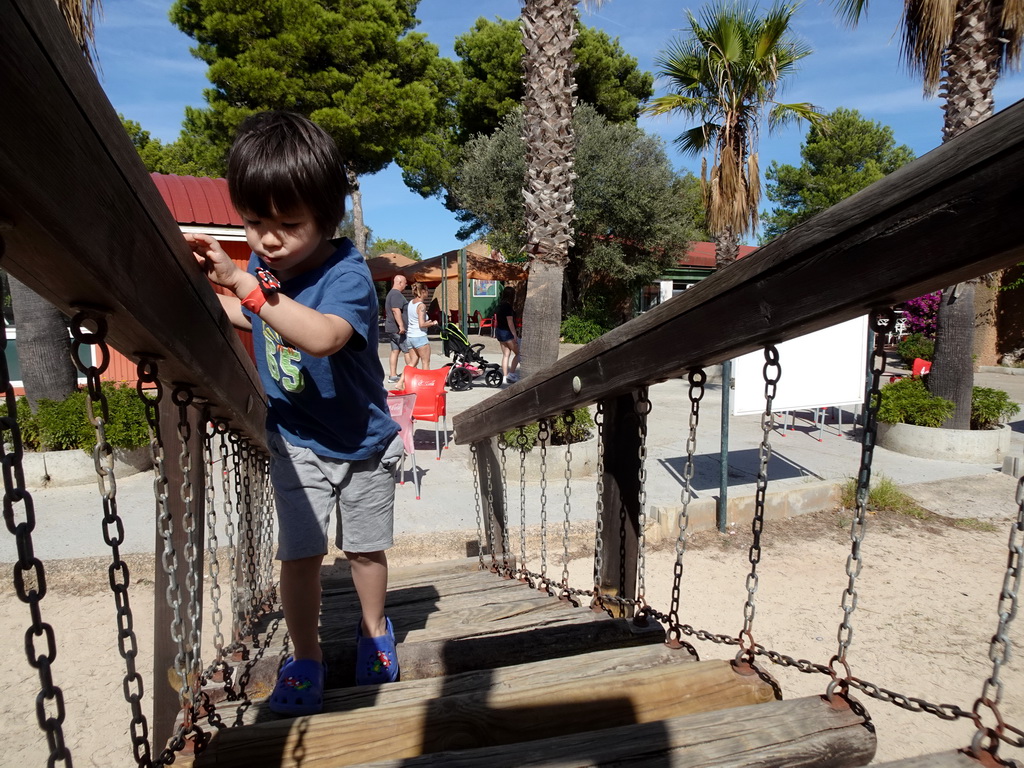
5,0 -> 1024,765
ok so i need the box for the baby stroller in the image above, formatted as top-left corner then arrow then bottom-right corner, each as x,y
439,321 -> 504,391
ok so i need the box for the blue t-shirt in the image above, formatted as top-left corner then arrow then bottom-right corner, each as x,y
243,238 -> 398,460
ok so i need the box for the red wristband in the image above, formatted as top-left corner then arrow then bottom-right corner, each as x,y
241,286 -> 268,314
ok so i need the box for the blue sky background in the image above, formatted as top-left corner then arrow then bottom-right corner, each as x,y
94,0 -> 1024,258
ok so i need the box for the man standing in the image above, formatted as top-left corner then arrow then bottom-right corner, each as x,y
384,274 -> 413,382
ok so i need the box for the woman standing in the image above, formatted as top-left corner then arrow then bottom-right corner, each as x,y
495,286 -> 519,383
407,283 -> 438,369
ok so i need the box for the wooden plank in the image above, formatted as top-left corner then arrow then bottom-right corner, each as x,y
870,753 -> 1019,768
346,694 -> 875,768
215,639 -> 697,727
204,615 -> 664,705
0,0 -> 266,443
188,659 -> 778,767
453,99 -> 1024,443
319,557 -> 488,591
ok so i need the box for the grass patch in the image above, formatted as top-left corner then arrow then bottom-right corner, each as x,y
953,517 -> 999,533
840,475 -> 930,518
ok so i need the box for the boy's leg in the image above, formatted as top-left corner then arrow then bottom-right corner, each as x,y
344,550 -> 389,637
280,554 -> 326,661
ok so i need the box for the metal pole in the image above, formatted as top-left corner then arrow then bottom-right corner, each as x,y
459,247 -> 468,336
717,359 -> 731,532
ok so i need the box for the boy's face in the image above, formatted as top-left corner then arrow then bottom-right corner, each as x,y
239,203 -> 332,280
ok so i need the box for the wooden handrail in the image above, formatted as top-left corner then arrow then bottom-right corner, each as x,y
454,97 -> 1024,445
1,0 -> 266,445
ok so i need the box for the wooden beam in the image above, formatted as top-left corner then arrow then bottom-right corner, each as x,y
0,0 -> 266,444
187,660 -> 778,767
454,98 -> 1024,444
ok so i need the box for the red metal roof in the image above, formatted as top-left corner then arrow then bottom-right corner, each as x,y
681,241 -> 759,268
151,173 -> 243,227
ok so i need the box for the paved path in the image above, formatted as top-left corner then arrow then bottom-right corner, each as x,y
4,335 -> 1024,563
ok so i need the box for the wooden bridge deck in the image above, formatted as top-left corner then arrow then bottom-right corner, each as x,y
178,559 -> 878,767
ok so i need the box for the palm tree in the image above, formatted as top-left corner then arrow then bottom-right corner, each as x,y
644,2 -> 826,268
518,0 -> 584,376
834,0 -> 1023,429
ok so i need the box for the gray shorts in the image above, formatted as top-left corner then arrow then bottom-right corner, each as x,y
387,331 -> 412,353
267,431 -> 403,560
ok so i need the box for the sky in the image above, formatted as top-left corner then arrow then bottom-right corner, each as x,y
94,0 -> 1024,258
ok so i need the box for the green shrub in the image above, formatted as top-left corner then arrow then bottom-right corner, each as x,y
501,407 -> 595,451
840,474 -> 929,517
971,386 -> 1020,430
876,377 -> 954,428
896,333 -> 934,368
0,384 -> 152,453
559,315 -> 608,344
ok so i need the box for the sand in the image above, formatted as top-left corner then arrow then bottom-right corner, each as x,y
4,473 -> 1024,767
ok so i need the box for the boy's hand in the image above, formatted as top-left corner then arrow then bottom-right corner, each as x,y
186,232 -> 251,294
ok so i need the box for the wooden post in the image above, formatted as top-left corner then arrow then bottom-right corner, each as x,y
472,438 -> 507,566
153,394 -> 206,752
597,393 -> 641,617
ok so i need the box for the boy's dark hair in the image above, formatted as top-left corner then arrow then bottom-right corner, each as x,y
228,111 -> 348,237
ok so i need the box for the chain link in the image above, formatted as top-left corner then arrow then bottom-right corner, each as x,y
559,412 -> 575,601
736,345 -> 780,664
635,390 -> 650,602
2,293 -> 72,767
667,370 -> 706,649
470,443 -> 485,569
497,434 -> 511,575
537,418 -> 550,591
72,313 -> 156,766
593,404 -> 606,604
483,437 -> 498,571
516,428 -> 530,585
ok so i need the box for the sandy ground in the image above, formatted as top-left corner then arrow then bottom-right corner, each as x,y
4,473 -> 1024,767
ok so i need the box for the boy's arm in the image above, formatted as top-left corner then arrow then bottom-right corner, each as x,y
187,232 -> 353,357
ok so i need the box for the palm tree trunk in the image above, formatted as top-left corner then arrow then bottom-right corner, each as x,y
8,275 -> 76,412
713,227 -> 740,269
519,0 -> 578,378
930,0 -> 1002,428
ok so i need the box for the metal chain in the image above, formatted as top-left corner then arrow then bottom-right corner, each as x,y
497,434 -> 511,575
201,415 -> 227,684
470,443 -> 485,569
667,370 -> 706,649
559,411 -> 575,600
593,403 -> 606,602
635,390 -> 650,603
736,345 -> 780,665
216,424 -> 240,653
228,430 -> 245,636
483,438 -> 498,570
240,439 -> 259,635
968,444 -> 1024,756
516,428 -> 530,584
257,453 -> 276,609
2,294 -> 72,766
71,311 -> 156,767
830,311 -> 889,698
537,418 -> 550,590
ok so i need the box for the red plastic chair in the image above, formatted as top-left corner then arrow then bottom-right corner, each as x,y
478,313 -> 497,337
402,365 -> 449,459
386,392 -> 420,499
912,358 -> 932,377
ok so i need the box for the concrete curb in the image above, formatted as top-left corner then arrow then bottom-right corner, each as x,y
648,479 -> 843,540
21,447 -> 152,489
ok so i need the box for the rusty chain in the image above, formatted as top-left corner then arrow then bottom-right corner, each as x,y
592,403 -> 606,606
497,434 -> 511,575
635,390 -> 650,605
559,411 -> 575,601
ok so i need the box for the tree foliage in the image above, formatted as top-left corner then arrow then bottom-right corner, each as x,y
761,107 -> 915,241
396,15 -> 653,202
454,104 -> 699,324
168,0 -> 458,251
366,238 -> 422,261
644,1 -> 825,266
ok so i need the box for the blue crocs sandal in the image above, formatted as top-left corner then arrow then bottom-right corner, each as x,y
355,616 -> 400,685
268,656 -> 326,716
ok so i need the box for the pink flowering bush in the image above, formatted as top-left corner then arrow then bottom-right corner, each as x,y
902,291 -> 941,338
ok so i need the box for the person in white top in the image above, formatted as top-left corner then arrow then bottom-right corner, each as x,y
406,282 -> 438,369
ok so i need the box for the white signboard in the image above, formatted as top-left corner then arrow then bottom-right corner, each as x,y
732,315 -> 869,416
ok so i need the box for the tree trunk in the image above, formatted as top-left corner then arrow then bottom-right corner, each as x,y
930,0 -> 1002,428
713,227 -> 740,269
8,275 -> 76,411
346,168 -> 369,255
973,272 -> 1000,366
519,0 -> 578,380
519,258 -> 565,376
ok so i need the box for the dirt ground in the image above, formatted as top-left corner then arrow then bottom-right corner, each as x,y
4,473 -> 1024,767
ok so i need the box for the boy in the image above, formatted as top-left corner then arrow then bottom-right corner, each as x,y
186,111 -> 402,717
